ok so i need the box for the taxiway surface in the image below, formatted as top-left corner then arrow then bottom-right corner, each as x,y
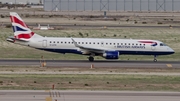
0,59 -> 179,68
0,90 -> 180,101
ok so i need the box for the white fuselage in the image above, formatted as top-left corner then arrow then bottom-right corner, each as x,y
15,37 -> 174,56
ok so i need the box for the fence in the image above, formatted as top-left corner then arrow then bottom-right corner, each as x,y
44,0 -> 180,11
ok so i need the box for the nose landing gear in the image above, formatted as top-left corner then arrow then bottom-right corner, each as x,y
153,55 -> 157,62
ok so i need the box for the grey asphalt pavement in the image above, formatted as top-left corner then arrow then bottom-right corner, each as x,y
0,59 -> 179,68
1,90 -> 180,101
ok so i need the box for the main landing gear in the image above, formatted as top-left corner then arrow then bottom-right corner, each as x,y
153,55 -> 157,62
88,56 -> 94,62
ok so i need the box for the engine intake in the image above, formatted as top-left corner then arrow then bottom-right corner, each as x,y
102,51 -> 119,59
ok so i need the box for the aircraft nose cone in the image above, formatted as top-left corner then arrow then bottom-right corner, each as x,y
171,51 -> 175,54
168,47 -> 175,54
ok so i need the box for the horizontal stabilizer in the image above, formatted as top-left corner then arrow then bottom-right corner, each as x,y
6,36 -> 29,43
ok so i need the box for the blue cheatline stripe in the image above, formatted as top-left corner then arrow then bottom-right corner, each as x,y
12,26 -> 28,32
36,48 -> 174,55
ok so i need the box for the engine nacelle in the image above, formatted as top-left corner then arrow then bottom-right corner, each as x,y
102,51 -> 119,59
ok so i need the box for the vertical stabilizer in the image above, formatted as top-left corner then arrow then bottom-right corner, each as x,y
10,12 -> 35,41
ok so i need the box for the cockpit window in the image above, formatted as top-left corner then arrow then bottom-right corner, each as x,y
160,43 -> 167,46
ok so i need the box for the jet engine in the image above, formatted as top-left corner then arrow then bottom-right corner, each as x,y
102,51 -> 119,59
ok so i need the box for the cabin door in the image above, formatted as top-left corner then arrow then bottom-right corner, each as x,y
42,40 -> 47,48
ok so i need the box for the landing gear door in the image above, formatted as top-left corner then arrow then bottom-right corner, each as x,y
42,40 -> 47,48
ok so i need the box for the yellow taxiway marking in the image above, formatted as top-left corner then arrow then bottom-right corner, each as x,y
45,90 -> 50,92
46,97 -> 52,101
166,64 -> 172,68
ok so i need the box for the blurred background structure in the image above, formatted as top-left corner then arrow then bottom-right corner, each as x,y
43,0 -> 180,11
1,0 -> 180,12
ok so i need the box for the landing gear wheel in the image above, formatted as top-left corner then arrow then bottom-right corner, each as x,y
153,59 -> 157,62
153,55 -> 157,62
88,57 -> 94,62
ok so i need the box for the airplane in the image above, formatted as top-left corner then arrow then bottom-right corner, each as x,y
7,12 -> 175,62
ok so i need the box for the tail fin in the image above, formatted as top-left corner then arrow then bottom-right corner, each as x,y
10,12 -> 34,41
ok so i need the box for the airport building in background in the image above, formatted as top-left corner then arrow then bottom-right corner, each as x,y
44,0 -> 180,12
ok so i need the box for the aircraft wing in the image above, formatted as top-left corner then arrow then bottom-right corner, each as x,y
71,38 -> 114,54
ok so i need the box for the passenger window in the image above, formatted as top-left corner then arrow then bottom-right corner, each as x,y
114,43 -> 116,45
61,42 -> 63,43
68,42 -> 70,44
86,42 -> 88,44
129,43 -> 130,45
54,41 -> 55,43
93,42 -> 95,44
65,42 -> 66,44
50,41 -> 51,43
89,42 -> 91,44
82,42 -> 84,44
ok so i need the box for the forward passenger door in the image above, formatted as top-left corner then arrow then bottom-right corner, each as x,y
42,40 -> 47,48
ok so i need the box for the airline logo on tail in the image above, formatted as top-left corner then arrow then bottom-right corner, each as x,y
10,12 -> 34,40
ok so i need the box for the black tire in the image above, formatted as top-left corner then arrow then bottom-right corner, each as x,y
153,59 -> 157,62
89,57 -> 94,62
